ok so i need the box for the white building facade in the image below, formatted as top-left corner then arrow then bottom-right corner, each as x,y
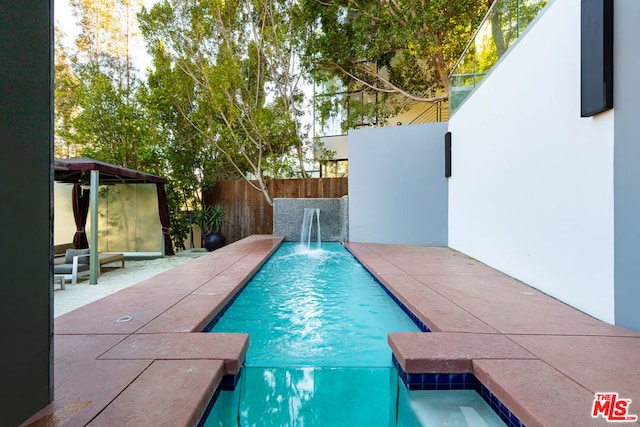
448,0 -> 640,330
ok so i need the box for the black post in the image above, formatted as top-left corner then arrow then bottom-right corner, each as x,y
445,132 -> 452,178
0,0 -> 54,424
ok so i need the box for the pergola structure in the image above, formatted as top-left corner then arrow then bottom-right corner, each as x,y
54,158 -> 174,284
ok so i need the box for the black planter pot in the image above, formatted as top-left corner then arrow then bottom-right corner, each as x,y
204,232 -> 226,251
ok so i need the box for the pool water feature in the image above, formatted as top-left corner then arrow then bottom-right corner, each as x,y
300,207 -> 321,248
203,242 -> 506,426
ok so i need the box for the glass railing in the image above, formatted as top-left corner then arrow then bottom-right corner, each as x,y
449,0 -> 549,113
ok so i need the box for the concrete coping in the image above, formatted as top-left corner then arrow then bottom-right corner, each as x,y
22,235 -> 283,427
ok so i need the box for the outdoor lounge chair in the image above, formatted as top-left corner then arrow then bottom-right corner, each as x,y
54,243 -> 74,265
53,248 -> 91,287
98,252 -> 125,272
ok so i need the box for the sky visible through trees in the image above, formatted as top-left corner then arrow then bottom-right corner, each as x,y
55,0 -> 156,72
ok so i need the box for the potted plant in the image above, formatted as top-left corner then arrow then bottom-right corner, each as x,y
195,203 -> 227,251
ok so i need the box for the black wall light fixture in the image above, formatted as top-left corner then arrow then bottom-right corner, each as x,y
581,0 -> 614,117
445,131 -> 452,178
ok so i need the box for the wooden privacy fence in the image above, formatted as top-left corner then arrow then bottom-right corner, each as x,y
206,177 -> 348,243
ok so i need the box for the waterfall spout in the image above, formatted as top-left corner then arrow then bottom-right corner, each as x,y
300,208 -> 321,248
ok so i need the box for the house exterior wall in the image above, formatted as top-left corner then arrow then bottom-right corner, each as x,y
349,122 -> 448,246
448,0 -> 616,323
613,0 -> 640,330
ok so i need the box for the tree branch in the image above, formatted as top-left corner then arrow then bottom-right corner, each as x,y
332,62 -> 448,104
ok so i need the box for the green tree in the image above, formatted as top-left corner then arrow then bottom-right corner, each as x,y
68,65 -> 162,172
56,0 -> 161,172
140,0 -> 314,206
54,27 -> 79,158
143,40 -> 220,248
489,0 -> 548,59
71,0 -> 143,80
56,0 -> 189,246
299,0 -> 491,128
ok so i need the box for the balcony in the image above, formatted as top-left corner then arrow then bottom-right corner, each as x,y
450,0 -> 550,113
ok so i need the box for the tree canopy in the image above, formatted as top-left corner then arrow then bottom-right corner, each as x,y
139,0 -> 315,206
299,0 -> 491,128
54,0 -> 495,246
56,0 -> 162,173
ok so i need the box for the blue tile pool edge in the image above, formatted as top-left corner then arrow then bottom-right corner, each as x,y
392,355 -> 526,427
221,372 -> 242,391
201,277 -> 252,333
200,238 -> 284,332
197,242 -> 282,426
370,276 -> 431,333
343,244 -> 431,333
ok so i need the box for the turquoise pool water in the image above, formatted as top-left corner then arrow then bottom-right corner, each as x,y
203,242 -> 506,426
210,242 -> 420,367
208,367 -> 400,426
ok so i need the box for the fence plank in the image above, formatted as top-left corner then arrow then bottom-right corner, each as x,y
206,178 -> 348,243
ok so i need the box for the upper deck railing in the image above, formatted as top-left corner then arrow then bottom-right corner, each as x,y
449,0 -> 550,114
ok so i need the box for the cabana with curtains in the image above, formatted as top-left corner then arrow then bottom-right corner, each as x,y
54,158 -> 174,284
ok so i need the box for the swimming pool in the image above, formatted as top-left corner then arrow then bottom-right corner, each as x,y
202,242 -> 506,426
209,242 -> 420,366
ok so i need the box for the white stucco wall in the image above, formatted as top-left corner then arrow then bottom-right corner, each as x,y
613,0 -> 640,330
448,0 -> 615,323
349,122 -> 448,246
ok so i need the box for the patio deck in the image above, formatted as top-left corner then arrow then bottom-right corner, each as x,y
22,236 -> 640,426
345,242 -> 640,427
23,235 -> 283,427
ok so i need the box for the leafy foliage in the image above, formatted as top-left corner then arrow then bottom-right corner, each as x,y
66,65 -> 162,173
54,27 -> 79,158
140,0 -> 315,205
57,0 -> 161,172
194,203 -> 226,235
299,0 -> 491,128
54,0 -> 496,246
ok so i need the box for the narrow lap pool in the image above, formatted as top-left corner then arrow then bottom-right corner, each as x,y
203,242 -> 506,426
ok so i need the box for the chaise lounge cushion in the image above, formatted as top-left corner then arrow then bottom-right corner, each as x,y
54,249 -> 91,274
54,263 -> 90,274
63,248 -> 90,264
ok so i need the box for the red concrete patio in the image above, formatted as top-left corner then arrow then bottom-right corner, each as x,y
23,236 -> 282,427
346,242 -> 640,427
22,236 -> 640,426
